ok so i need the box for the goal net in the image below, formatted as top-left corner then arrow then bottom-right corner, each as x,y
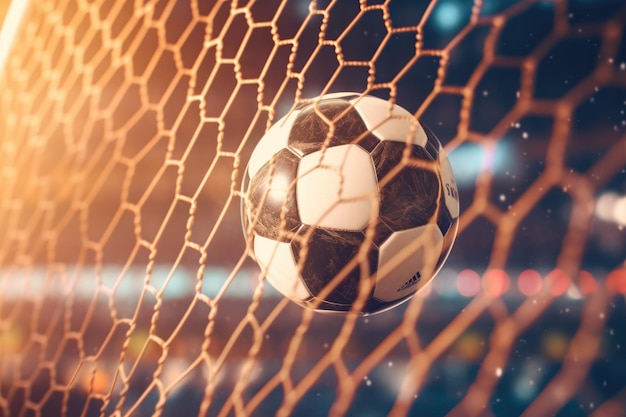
1,0 -> 625,416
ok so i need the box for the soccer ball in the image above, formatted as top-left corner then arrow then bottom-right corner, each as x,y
241,93 -> 459,315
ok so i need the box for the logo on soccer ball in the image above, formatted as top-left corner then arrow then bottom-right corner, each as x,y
397,272 -> 421,293
241,93 -> 459,315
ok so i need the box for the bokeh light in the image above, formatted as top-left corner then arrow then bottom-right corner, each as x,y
541,331 -> 570,361
483,268 -> 510,297
517,269 -> 543,297
432,0 -> 464,32
614,197 -> 626,226
546,269 -> 571,297
577,270 -> 597,295
447,140 -> 514,188
453,330 -> 486,361
606,268 -> 626,294
456,268 -> 482,297
595,191 -> 626,225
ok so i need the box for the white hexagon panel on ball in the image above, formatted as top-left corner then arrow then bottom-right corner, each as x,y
296,144 -> 379,231
253,234 -> 311,301
374,223 -> 444,302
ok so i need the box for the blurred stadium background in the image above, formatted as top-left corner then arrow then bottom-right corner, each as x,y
0,0 -> 625,416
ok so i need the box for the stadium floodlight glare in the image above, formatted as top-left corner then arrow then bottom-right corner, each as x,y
595,191 -> 626,225
0,0 -> 31,75
614,196 -> 626,226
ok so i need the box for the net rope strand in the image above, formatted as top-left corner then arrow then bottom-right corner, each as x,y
0,0 -> 625,416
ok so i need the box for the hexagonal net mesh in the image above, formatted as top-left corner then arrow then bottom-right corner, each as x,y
0,0 -> 625,416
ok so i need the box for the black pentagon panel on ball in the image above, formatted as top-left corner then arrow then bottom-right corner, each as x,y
436,217 -> 459,272
436,194 -> 455,236
287,99 -> 380,156
421,123 -> 441,161
291,226 -> 378,307
371,141 -> 440,231
246,148 -> 301,241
